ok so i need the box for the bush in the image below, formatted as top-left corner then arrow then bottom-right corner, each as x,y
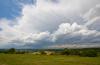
61,49 -> 80,55
16,51 -> 26,54
42,51 -> 46,55
61,49 -> 70,55
79,50 -> 98,57
7,48 -> 16,54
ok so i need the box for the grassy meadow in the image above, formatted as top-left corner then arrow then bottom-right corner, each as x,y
0,54 -> 100,65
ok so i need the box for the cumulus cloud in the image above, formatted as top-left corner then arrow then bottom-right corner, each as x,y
0,0 -> 100,48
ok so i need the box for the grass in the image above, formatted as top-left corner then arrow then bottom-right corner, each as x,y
0,54 -> 100,65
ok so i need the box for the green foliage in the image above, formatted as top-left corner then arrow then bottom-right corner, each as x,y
79,50 -> 98,57
0,48 -> 99,57
40,51 -> 46,55
16,51 -> 26,54
61,49 -> 80,55
61,48 -> 98,57
61,49 -> 70,55
7,48 -> 16,54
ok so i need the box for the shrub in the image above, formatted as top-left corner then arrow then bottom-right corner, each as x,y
61,49 -> 70,55
79,50 -> 98,57
7,48 -> 16,54
16,51 -> 26,54
61,49 -> 80,55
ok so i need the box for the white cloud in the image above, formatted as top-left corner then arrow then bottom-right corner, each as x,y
51,22 -> 100,44
84,4 -> 100,20
84,4 -> 100,31
0,0 -> 100,48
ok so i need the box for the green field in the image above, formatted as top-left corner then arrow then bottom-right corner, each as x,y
0,54 -> 100,65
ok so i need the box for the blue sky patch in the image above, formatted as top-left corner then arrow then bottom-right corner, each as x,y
0,0 -> 35,20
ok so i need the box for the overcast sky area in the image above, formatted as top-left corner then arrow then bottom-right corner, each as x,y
0,0 -> 100,49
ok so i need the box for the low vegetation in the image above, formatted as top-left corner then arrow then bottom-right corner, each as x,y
61,48 -> 98,57
0,48 -> 100,65
0,48 -> 100,57
0,54 -> 100,65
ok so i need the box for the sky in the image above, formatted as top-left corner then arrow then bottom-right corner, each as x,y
0,0 -> 100,49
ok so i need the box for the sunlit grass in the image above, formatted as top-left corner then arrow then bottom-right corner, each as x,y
0,54 -> 100,65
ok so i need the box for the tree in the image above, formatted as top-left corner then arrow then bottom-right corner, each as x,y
7,48 -> 16,54
61,49 -> 71,55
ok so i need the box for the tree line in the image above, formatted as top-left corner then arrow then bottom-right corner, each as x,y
0,48 -> 100,57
